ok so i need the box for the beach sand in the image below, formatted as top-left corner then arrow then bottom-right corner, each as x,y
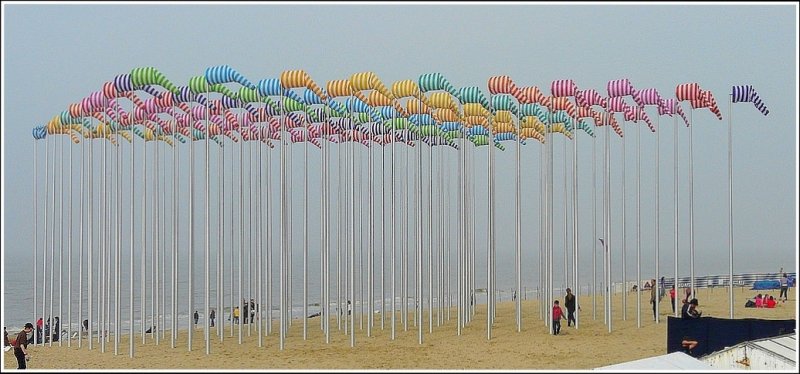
4,287 -> 795,370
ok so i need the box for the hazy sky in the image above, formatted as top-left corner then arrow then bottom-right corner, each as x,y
2,2 -> 798,289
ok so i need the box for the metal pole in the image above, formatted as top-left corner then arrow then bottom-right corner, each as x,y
204,92 -> 210,355
621,120 -> 626,321
592,130 -> 596,321
655,114 -> 660,324
689,109 -> 695,300
637,117 -> 642,327
573,120 -> 579,329
673,111 -> 679,318
728,94 -> 734,319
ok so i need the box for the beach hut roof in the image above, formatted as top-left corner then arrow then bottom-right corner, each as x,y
699,332 -> 796,370
594,352 -> 713,371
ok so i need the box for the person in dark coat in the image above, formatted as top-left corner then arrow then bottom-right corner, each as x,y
564,288 -> 577,327
14,323 -> 34,369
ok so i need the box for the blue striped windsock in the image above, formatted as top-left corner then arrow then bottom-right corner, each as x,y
205,65 -> 256,90
32,126 -> 47,140
731,85 -> 769,116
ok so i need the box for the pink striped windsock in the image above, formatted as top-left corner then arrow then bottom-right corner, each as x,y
551,79 -> 578,98
605,97 -> 629,113
675,83 -> 701,102
607,78 -> 635,98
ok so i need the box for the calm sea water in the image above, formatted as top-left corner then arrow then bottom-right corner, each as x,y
3,249 -> 555,334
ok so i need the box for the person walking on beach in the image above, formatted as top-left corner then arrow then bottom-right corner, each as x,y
14,323 -> 33,369
209,309 -> 216,327
564,288 -> 576,327
649,279 -> 658,320
779,273 -> 789,301
193,311 -> 199,326
552,300 -> 564,335
233,306 -> 240,324
250,299 -> 256,324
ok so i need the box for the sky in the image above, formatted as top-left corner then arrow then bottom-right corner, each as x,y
1,2 -> 798,302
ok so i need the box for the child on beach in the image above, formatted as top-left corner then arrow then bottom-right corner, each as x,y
552,300 -> 564,335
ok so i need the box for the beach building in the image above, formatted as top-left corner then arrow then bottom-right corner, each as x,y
699,333 -> 796,370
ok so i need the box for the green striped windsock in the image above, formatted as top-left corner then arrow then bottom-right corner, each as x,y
130,67 -> 180,95
576,119 -> 595,137
418,72 -> 458,97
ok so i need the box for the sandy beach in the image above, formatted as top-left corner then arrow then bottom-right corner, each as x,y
4,287 -> 796,370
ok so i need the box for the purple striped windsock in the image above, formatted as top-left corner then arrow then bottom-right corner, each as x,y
624,106 -> 655,132
551,79 -> 578,98
731,85 -> 769,116
661,98 -> 690,127
633,88 -> 662,107
607,78 -> 635,98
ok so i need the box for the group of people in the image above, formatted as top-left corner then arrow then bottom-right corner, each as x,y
191,309 -> 218,327
33,316 -> 61,344
746,293 -> 778,308
550,288 -> 577,335
230,299 -> 259,324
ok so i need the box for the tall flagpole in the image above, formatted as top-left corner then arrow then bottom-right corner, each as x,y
113,107 -> 121,351
304,113 -> 309,340
621,119 -> 626,321
655,113 -> 660,324
204,89 -> 211,355
572,118 -> 579,329
128,119 -> 134,356
515,102 -> 521,332
171,111 -> 179,348
605,116 -> 612,333
728,94 -> 734,319
68,126 -> 74,347
592,127 -> 596,321
33,134 -> 39,346
689,109 -> 695,299
78,127 -> 84,349
636,117 -> 642,326
673,112 -> 679,318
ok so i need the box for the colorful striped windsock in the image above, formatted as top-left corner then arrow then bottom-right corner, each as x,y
632,88 -> 662,107
607,78 -> 635,98
551,79 -> 578,98
731,85 -> 769,116
575,89 -> 607,109
675,82 -> 701,102
605,97 -> 630,113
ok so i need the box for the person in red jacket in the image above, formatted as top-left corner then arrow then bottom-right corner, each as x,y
669,285 -> 677,313
552,300 -> 564,335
